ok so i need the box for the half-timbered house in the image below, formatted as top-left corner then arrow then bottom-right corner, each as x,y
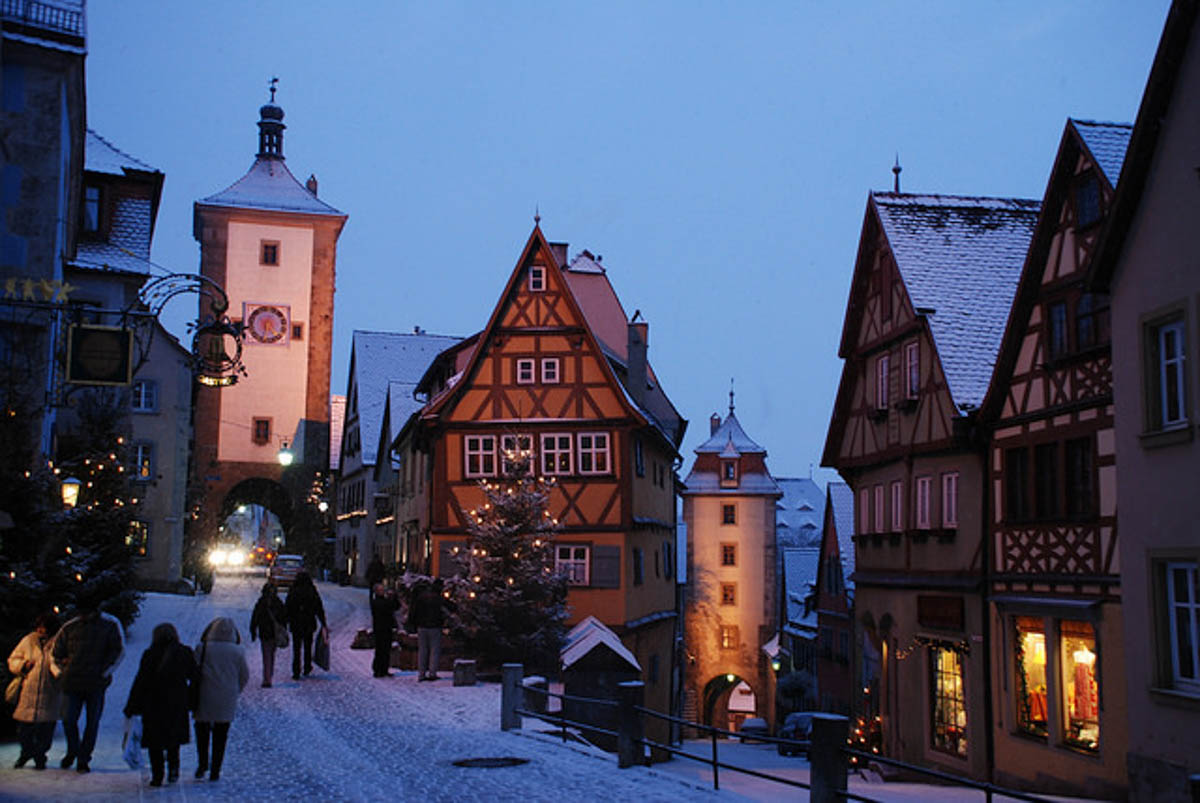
395,228 -> 686,744
979,119 -> 1130,799
823,191 -> 1038,781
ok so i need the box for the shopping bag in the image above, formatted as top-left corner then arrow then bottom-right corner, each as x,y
121,716 -> 142,769
313,626 -> 330,671
274,618 -> 289,650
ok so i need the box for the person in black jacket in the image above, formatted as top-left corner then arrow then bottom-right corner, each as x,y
369,584 -> 399,678
248,583 -> 287,687
365,555 -> 386,600
285,572 -> 326,680
410,579 -> 453,681
123,623 -> 195,787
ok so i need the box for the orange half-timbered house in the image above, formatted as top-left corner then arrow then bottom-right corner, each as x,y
823,191 -> 1038,781
979,119 -> 1131,799
394,228 -> 686,739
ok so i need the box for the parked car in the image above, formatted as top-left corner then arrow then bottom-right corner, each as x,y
738,717 -> 770,743
776,711 -> 817,756
268,554 -> 304,588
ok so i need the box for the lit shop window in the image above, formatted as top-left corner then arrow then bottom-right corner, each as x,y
1061,621 -> 1099,752
1015,616 -> 1048,739
930,644 -> 967,757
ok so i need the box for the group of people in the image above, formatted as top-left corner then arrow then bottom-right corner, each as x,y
4,569 -> 330,788
367,564 -> 451,683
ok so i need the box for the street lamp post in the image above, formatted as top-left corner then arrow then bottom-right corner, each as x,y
61,476 -> 81,509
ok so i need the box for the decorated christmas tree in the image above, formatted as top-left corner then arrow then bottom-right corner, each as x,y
447,444 -> 568,672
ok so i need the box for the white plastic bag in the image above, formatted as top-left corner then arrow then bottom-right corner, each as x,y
121,716 -> 142,769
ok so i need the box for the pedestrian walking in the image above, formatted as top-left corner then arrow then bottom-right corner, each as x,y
192,616 -> 249,782
410,579 -> 452,681
123,623 -> 194,787
365,555 -> 385,600
285,571 -> 327,679
370,584 -> 399,678
7,612 -> 62,770
249,583 -> 287,687
50,597 -> 124,773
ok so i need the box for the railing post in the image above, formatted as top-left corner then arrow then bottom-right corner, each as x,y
501,663 -> 523,731
617,680 -> 645,769
710,728 -> 720,790
809,713 -> 849,803
522,675 -> 548,715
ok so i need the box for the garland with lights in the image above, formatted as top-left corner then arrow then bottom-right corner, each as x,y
444,445 -> 568,672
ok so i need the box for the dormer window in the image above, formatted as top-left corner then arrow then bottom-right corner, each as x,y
529,265 -> 546,292
720,460 -> 737,487
82,184 -> 102,236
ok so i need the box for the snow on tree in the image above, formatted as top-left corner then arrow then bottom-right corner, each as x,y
446,444 -> 568,672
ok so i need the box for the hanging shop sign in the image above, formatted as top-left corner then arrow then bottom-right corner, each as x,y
66,324 -> 133,386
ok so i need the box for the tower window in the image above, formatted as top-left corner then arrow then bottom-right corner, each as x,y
720,583 -> 736,605
722,504 -> 736,525
252,418 -> 272,445
261,241 -> 280,266
292,323 -> 303,341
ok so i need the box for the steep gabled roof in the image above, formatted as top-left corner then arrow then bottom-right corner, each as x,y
1071,119 -> 1133,190
775,477 -> 824,548
329,395 -> 346,472
782,547 -> 821,633
872,192 -> 1040,410
199,157 -> 344,217
561,616 -> 640,670
85,129 -> 159,176
827,481 -> 855,588
349,331 -> 461,466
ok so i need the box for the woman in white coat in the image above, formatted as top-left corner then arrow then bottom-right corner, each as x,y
192,617 -> 248,781
6,612 -> 61,770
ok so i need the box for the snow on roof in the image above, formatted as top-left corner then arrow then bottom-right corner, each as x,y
351,331 -> 461,466
563,251 -> 627,358
694,411 -> 765,455
775,477 -> 824,548
1071,119 -> 1133,189
828,481 -> 855,586
200,157 -> 344,216
386,381 -> 424,441
85,129 -> 159,176
560,616 -> 641,671
329,394 -> 346,472
873,192 -> 1039,409
783,547 -> 821,629
70,241 -> 157,276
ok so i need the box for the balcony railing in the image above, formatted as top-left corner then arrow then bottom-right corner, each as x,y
1,0 -> 85,39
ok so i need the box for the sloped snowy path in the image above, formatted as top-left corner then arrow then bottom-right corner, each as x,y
0,575 -> 714,802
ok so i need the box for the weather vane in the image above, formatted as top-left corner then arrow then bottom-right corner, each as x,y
269,76 -> 279,103
534,205 -> 541,226
729,378 -> 735,414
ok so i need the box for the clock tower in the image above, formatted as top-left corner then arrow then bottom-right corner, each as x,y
191,85 -> 347,553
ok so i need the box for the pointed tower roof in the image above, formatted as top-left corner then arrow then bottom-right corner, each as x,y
198,86 -> 343,217
694,411 -> 766,456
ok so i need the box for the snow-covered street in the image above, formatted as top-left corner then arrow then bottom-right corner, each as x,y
0,576 -> 714,802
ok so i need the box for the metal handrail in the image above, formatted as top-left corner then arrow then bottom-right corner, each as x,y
841,747 -> 1058,803
521,684 -> 619,708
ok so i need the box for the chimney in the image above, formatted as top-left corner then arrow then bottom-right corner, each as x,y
306,174 -> 319,195
548,241 -> 568,268
710,413 -> 721,435
627,315 -> 649,408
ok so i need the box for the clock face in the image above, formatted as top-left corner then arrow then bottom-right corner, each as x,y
245,304 -> 289,345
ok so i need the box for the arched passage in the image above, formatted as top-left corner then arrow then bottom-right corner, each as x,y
219,477 -> 293,547
702,673 -> 759,733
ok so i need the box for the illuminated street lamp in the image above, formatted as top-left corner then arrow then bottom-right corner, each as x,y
277,440 -> 294,467
61,477 -> 81,509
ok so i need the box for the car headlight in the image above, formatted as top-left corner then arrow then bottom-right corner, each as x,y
227,551 -> 246,566
208,549 -> 226,566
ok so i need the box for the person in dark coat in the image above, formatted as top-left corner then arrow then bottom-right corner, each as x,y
50,597 -> 124,773
369,584 -> 399,678
410,579 -> 452,681
285,571 -> 327,679
365,555 -> 386,599
123,623 -> 194,787
249,583 -> 287,687
7,612 -> 61,770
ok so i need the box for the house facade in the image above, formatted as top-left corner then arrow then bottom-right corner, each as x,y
682,407 -> 783,731
979,118 -> 1130,798
823,191 -> 1038,782
815,481 -> 856,716
1091,2 -> 1200,798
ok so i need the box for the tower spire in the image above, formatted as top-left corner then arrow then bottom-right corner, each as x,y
729,378 -> 735,415
892,153 -> 902,193
257,77 -> 286,159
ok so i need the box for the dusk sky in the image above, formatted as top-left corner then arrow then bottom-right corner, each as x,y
86,1 -> 1170,482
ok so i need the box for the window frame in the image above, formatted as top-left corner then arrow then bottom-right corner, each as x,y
930,643 -> 969,758
133,441 -> 155,482
541,357 -> 560,384
722,504 -> 736,526
528,265 -> 546,292
915,475 -> 932,529
126,520 -> 149,559
555,544 -> 590,586
464,434 -> 497,478
577,432 -> 611,475
859,487 -> 871,534
1155,318 -> 1188,429
260,240 -> 280,266
719,624 -> 739,651
720,582 -> 736,606
252,417 -> 272,446
82,183 -> 103,235
1048,301 -> 1070,360
540,433 -> 573,476
876,353 -> 891,410
890,480 -> 904,532
1165,560 -> 1200,694
720,543 -> 737,567
500,433 -> 533,475
941,471 -> 959,529
515,358 -> 535,385
131,379 -> 158,413
873,485 -> 884,535
905,341 -> 920,400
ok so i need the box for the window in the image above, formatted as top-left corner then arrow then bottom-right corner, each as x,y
1075,173 -> 1101,229
260,240 -> 279,265
721,543 -> 736,566
1076,295 -> 1096,350
1065,438 -> 1094,518
126,520 -> 149,558
633,547 -> 644,586
516,358 -> 535,384
876,353 -> 890,410
292,323 -> 303,341
1048,302 -> 1069,359
859,488 -> 871,533
82,185 -> 101,233
500,433 -> 532,475
134,442 -> 154,481
720,582 -> 736,605
722,504 -> 736,525
578,432 -> 610,474
722,460 -> 737,482
941,472 -> 958,528
252,417 -> 271,445
719,625 -> 739,650
1015,616 -> 1048,739
873,485 -> 883,534
541,357 -> 560,383
464,435 -> 496,478
890,480 -> 904,531
131,380 -> 157,412
1149,317 -> 1188,429
930,644 -> 968,757
1166,561 -> 1200,693
1034,443 -> 1060,520
541,434 -> 572,475
634,438 -> 644,477
528,265 -> 546,292
1061,620 -> 1100,751
905,341 -> 920,399
556,545 -> 589,585
1005,448 -> 1030,522
663,541 -> 674,580
915,476 -> 932,529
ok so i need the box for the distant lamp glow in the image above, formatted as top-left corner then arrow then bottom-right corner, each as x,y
726,673 -> 736,683
770,658 -> 782,672
237,504 -> 248,514
277,440 -> 294,466
61,477 -> 81,509
317,500 -> 329,513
